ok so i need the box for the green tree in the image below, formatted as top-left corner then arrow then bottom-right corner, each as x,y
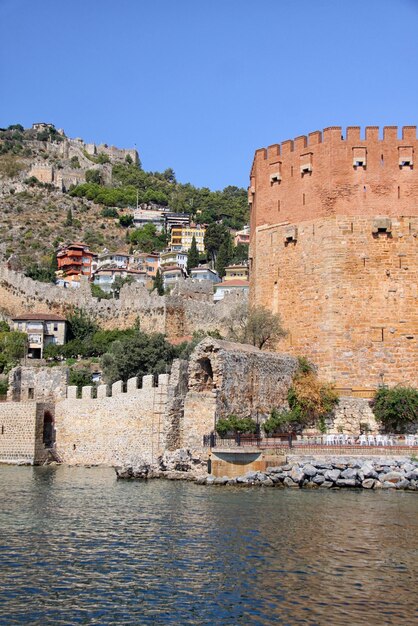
96,153 -> 110,164
24,263 -> 56,283
119,214 -> 134,228
372,386 -> 418,433
65,208 -> 73,226
125,154 -> 133,164
70,156 -> 80,169
85,169 -> 103,185
153,269 -> 164,295
228,305 -> 285,350
0,331 -> 27,373
215,234 -> 233,278
101,207 -> 119,218
204,223 -> 230,264
186,235 -> 199,274
111,275 -> 134,298
215,415 -> 257,437
67,308 -> 98,341
232,243 -> 249,264
69,368 -> 93,397
130,223 -> 166,252
162,168 -> 176,183
101,331 -> 175,384
263,408 -> 297,435
50,249 -> 58,273
91,283 -> 112,299
243,306 -> 286,350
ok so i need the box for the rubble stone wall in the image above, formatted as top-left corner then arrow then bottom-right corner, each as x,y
188,338 -> 298,421
0,265 -> 246,338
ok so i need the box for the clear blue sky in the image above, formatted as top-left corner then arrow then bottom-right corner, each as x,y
1,0 -> 417,190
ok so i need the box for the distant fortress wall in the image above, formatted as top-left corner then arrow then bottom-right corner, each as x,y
0,265 -> 246,338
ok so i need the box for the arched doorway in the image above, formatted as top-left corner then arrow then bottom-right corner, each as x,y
42,411 -> 55,449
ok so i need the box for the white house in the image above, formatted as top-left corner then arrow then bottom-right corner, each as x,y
213,279 -> 249,302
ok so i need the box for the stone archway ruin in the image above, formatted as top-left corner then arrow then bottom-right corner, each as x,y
195,357 -> 214,391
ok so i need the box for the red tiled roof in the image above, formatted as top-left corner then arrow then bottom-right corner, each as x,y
161,265 -> 183,272
12,313 -> 67,321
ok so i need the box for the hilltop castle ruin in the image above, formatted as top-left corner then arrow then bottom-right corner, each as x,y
249,126 -> 418,391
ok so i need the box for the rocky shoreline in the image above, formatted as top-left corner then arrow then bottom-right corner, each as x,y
116,450 -> 418,491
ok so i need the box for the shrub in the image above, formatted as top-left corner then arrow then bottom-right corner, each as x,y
96,153 -> 110,164
0,379 -> 8,396
215,414 -> 257,437
372,386 -> 418,433
119,214 -> 134,228
288,372 -> 338,426
283,359 -> 339,432
70,156 -> 80,169
85,169 -> 103,185
263,408 -> 296,435
100,207 -> 119,218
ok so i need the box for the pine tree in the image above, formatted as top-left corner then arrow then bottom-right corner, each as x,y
187,235 -> 199,274
65,208 -> 73,226
215,237 -> 232,278
153,269 -> 164,296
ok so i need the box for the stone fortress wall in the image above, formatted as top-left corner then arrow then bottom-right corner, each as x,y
0,264 -> 245,338
0,340 -> 299,466
5,129 -> 138,194
250,126 -> 418,390
0,339 -> 395,467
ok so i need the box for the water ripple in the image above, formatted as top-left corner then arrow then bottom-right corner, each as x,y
0,466 -> 417,625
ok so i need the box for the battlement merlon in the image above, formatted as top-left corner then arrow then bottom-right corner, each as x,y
253,126 -> 418,163
65,373 -> 169,401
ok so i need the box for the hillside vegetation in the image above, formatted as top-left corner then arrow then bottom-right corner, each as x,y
0,123 -> 249,274
0,189 -> 129,272
71,163 -> 248,230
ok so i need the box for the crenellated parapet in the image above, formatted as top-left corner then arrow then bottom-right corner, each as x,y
252,125 -> 417,164
250,125 -> 418,230
66,373 -> 170,401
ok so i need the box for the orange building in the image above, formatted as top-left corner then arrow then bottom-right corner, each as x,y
249,125 -> 418,391
57,243 -> 97,279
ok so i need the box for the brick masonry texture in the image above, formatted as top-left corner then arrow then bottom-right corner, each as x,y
250,126 -> 418,388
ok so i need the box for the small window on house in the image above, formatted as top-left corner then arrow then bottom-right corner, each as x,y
53,323 -> 58,331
